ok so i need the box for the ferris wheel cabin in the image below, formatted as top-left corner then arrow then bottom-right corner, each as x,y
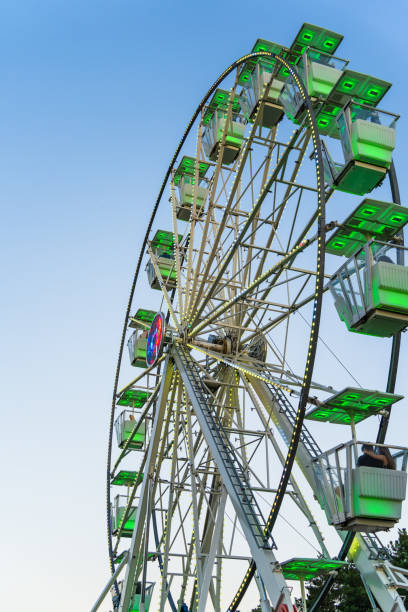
115,409 -> 147,450
146,230 -> 182,290
238,39 -> 287,128
326,199 -> 408,337
111,494 -> 139,537
322,100 -> 398,195
202,89 -> 245,165
306,388 -> 407,532
173,156 -> 210,221
279,48 -> 348,122
127,309 -> 156,367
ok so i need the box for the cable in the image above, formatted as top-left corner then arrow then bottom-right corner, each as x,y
296,310 -> 362,387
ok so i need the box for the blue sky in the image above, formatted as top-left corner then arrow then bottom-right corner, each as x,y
2,1 -> 408,610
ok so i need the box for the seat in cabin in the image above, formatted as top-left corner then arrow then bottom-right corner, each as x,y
177,177 -> 208,221
210,112 -> 245,163
112,581 -> 155,612
146,254 -> 177,290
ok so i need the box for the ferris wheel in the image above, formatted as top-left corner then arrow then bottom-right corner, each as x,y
91,22 -> 408,612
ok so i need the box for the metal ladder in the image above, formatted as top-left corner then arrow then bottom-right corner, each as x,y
361,533 -> 392,560
174,345 -> 274,550
265,383 -> 322,458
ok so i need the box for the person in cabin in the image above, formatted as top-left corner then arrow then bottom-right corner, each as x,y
357,444 -> 384,468
375,447 -> 396,469
377,254 -> 394,264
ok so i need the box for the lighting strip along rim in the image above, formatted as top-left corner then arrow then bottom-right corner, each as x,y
226,54 -> 326,612
106,49 -> 307,590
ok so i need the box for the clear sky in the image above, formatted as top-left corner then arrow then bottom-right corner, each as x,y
2,1 -> 408,611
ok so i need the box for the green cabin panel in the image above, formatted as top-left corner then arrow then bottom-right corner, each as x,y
308,62 -> 342,98
174,156 -> 210,186
371,262 -> 408,313
115,505 -> 137,535
290,23 -> 343,57
306,387 -> 403,425
203,89 -> 241,125
129,308 -> 156,329
352,467 -> 406,521
329,70 -> 391,107
238,39 -> 289,85
117,389 -> 151,408
151,230 -> 182,256
326,200 -> 408,257
351,120 -> 395,168
120,420 -> 146,449
130,585 -> 154,611
334,161 -> 386,196
281,557 -> 346,581
111,471 -> 144,486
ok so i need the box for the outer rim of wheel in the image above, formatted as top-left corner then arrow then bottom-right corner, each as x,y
106,49 -> 294,594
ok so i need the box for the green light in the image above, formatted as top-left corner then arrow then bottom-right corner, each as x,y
117,389 -> 151,407
306,387 -> 403,424
151,229 -> 182,255
326,200 -> 408,257
174,156 -> 210,185
301,30 -> 314,42
281,557 -> 347,580
134,308 -> 155,323
332,70 -> 391,107
111,471 -> 144,486
360,206 -> 377,217
290,23 -> 343,56
342,79 -> 356,91
323,37 -> 336,49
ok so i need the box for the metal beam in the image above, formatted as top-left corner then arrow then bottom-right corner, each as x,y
90,551 -> 129,612
173,344 -> 293,610
119,357 -> 173,612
